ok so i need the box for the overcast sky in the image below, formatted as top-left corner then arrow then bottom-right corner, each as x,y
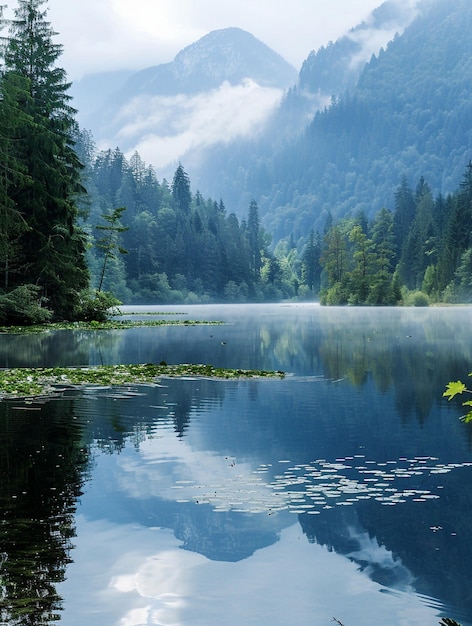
37,0 -> 387,80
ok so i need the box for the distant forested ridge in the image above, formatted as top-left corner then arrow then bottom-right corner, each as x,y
75,126 -> 472,306
192,0 -> 472,247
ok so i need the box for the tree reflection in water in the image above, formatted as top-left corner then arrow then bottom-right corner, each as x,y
0,398 -> 89,625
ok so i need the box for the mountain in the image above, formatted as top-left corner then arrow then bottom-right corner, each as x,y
72,28 -> 297,168
122,27 -> 297,95
190,0 -> 472,244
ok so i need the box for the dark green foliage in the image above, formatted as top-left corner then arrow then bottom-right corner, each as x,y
0,284 -> 52,325
315,161 -> 472,306
247,200 -> 262,279
0,0 -> 89,321
95,206 -> 128,292
74,129 -> 472,309
79,152 -> 283,303
72,289 -> 121,322
172,163 -> 192,213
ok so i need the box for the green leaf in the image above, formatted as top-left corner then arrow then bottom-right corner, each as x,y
461,412 -> 472,424
443,381 -> 467,400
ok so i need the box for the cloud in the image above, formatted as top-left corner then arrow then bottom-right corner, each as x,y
100,79 -> 283,170
61,517 -> 443,626
346,0 -> 421,70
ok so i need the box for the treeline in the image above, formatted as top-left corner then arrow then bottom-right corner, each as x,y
77,138 -> 297,303
299,163 -> 472,305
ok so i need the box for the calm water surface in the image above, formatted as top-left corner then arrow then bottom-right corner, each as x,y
1,303 -> 472,626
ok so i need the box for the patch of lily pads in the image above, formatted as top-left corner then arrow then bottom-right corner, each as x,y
0,363 -> 285,400
0,319 -> 224,334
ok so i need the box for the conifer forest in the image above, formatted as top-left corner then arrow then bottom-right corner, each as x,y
2,0 -> 472,325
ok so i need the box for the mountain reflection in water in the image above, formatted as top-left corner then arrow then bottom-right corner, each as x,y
1,303 -> 472,626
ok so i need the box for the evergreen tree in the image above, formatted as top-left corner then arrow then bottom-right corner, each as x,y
247,200 -> 262,279
301,229 -> 322,292
2,0 -> 88,318
0,72 -> 31,290
438,162 -> 472,295
95,206 -> 128,292
322,223 -> 347,286
172,163 -> 192,213
392,176 -> 416,264
399,182 -> 436,289
368,208 -> 398,304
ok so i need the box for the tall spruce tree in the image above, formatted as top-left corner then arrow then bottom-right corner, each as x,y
301,229 -> 321,292
172,164 -> 192,214
247,200 -> 262,279
2,0 -> 88,318
0,72 -> 31,290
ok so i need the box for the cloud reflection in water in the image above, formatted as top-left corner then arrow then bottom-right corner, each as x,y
60,516 -> 443,626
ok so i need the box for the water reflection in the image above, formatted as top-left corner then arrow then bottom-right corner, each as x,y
59,375 -> 472,624
1,304 -> 472,625
0,399 -> 88,625
62,517 -> 446,626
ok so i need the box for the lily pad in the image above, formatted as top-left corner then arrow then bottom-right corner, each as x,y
0,363 -> 285,400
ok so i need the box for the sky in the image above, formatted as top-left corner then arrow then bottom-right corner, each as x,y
38,0 -> 387,80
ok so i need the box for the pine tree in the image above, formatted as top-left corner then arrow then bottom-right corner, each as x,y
301,229 -> 321,292
247,200 -> 262,279
399,183 -> 436,289
392,175 -> 416,265
348,224 -> 375,303
0,72 -> 31,290
2,0 -> 89,318
438,162 -> 472,295
95,206 -> 128,292
172,163 -> 192,214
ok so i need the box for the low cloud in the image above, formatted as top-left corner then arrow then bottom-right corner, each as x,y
347,0 -> 421,70
99,79 -> 283,170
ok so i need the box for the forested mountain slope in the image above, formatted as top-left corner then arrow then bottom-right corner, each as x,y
193,0 -> 472,246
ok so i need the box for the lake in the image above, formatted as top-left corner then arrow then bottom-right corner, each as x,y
1,303 -> 472,626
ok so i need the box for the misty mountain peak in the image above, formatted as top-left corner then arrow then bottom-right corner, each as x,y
171,27 -> 297,90
76,26 -> 297,168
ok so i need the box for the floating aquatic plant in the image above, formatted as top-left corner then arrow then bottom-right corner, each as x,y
173,455 -> 472,516
0,319 -> 224,334
0,363 -> 285,400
